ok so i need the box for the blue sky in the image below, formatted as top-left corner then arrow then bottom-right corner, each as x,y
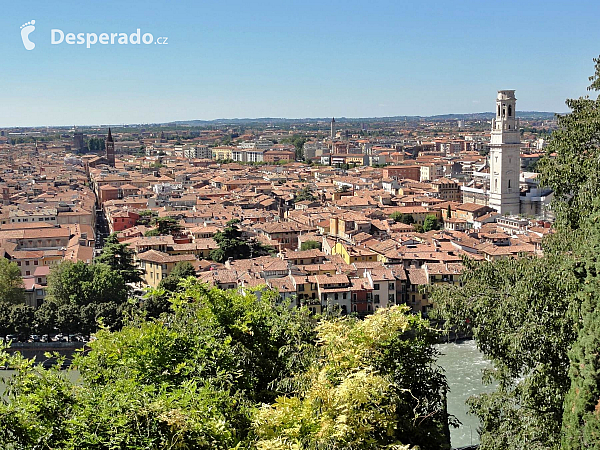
1,0 -> 599,126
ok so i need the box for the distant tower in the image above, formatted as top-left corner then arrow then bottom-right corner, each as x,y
106,128 -> 115,167
73,132 -> 84,152
489,90 -> 520,215
330,117 -> 336,140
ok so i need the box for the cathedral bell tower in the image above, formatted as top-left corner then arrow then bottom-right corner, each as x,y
489,90 -> 520,215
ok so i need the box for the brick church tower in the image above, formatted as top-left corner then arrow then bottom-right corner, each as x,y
106,127 -> 115,167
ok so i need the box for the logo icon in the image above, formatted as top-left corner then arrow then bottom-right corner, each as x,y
20,20 -> 36,50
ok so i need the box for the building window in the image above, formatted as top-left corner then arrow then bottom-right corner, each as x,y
334,293 -> 339,300
373,283 -> 380,290
374,294 -> 380,303
388,283 -> 394,290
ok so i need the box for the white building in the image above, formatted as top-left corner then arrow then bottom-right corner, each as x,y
488,90 -> 521,215
183,144 -> 211,159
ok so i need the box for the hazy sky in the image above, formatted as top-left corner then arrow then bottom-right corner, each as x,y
2,0 -> 600,127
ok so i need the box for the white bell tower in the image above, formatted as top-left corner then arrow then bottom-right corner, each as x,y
489,90 -> 521,215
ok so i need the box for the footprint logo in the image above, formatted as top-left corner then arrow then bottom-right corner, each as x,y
20,20 -> 36,50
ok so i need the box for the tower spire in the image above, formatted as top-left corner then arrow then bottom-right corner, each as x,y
106,128 -> 115,167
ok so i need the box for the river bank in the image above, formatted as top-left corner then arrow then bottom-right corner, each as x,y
1,342 -> 85,368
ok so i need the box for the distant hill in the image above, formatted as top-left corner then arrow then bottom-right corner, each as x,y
172,111 -> 558,126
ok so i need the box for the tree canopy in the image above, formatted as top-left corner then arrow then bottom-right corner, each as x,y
300,240 -> 322,251
94,233 -> 142,284
0,282 -> 451,449
210,219 -> 273,263
390,212 -> 414,225
422,215 -> 441,232
0,258 -> 25,305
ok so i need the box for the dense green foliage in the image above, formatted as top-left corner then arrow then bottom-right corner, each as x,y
36,260 -> 131,336
95,233 -> 142,284
281,135 -> 307,160
0,260 -> 30,338
422,215 -> 440,232
0,283 -> 450,449
300,240 -> 322,251
295,186 -> 316,202
135,209 -> 158,226
0,258 -> 25,305
141,261 -> 198,318
210,219 -> 273,263
255,306 -> 451,449
0,255 -> 134,339
390,212 -> 415,225
144,216 -> 182,237
87,136 -> 105,152
431,56 -> 600,449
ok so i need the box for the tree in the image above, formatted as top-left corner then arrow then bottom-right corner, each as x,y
281,135 -> 307,160
34,300 -> 58,336
300,240 -> 322,251
390,212 -> 414,225
158,261 -> 196,293
423,214 -> 441,232
0,258 -> 25,304
537,56 -> 600,231
562,250 -> 600,448
48,261 -> 128,307
254,306 -> 452,449
136,210 -> 157,226
8,304 -> 35,340
46,261 -> 129,333
95,233 -> 142,284
209,219 -> 272,262
144,217 -> 182,237
0,282 -> 316,448
0,302 -> 12,338
432,254 -> 578,449
295,185 -> 316,202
